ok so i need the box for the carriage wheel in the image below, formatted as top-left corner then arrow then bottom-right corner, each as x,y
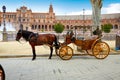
59,46 -> 73,60
92,42 -> 110,59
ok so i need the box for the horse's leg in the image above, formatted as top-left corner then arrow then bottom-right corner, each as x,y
31,45 -> 36,60
49,47 -> 53,59
55,48 -> 59,56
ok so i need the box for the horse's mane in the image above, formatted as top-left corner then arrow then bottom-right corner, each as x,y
22,30 -> 34,41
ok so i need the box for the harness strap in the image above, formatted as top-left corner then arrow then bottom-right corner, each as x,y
28,33 -> 39,41
28,33 -> 34,41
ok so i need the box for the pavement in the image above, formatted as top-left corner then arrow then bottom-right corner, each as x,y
0,46 -> 120,58
0,41 -> 119,58
0,40 -> 120,58
0,55 -> 120,80
0,41 -> 120,80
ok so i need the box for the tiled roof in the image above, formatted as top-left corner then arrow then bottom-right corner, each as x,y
56,13 -> 120,20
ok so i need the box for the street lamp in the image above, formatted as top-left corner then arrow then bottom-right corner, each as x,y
2,5 -> 7,41
83,9 -> 85,36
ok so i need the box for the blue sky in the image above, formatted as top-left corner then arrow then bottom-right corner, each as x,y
0,0 -> 120,15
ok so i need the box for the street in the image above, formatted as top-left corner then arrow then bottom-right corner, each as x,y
0,55 -> 120,80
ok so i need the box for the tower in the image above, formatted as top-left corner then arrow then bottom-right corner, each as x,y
48,4 -> 55,24
49,4 -> 53,13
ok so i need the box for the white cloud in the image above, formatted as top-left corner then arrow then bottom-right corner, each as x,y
65,3 -> 120,15
102,3 -> 120,14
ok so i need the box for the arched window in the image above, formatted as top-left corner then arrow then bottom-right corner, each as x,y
49,25 -> 51,31
45,25 -> 47,31
31,25 -> 34,29
42,25 -> 44,29
38,25 -> 41,29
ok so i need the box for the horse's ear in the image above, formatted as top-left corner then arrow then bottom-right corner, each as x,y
18,29 -> 23,33
93,30 -> 97,35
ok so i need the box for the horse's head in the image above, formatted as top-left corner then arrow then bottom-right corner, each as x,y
66,30 -> 74,39
16,29 -> 23,41
93,27 -> 102,38
65,30 -> 74,44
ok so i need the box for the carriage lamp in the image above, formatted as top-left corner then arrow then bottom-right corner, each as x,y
2,5 -> 7,41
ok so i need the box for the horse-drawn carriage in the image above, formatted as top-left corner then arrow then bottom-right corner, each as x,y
16,29 -> 110,60
57,30 -> 110,60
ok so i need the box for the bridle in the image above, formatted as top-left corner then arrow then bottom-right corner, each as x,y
17,29 -> 23,36
17,30 -> 27,44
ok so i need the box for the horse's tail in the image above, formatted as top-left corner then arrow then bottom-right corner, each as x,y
54,35 -> 59,49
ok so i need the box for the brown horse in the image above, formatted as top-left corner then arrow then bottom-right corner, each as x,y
16,29 -> 59,60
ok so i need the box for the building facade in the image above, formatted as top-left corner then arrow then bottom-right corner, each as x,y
0,4 -> 120,33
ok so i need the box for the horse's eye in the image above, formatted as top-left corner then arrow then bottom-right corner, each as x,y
17,33 -> 21,35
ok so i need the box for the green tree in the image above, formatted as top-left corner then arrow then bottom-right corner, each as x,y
101,23 -> 112,33
54,23 -> 64,33
54,23 -> 64,40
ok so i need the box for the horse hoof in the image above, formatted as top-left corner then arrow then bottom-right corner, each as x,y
48,58 -> 51,59
32,58 -> 36,60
